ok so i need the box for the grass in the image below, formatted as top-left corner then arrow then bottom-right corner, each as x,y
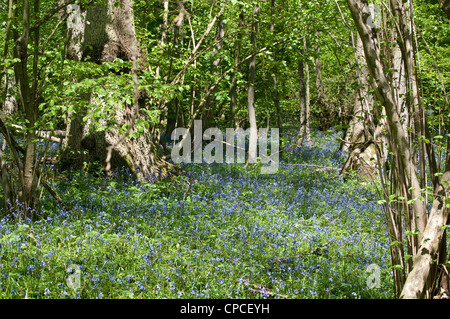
0,131 -> 394,299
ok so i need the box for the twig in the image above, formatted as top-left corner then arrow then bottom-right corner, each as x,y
248,284 -> 289,299
237,279 -> 289,299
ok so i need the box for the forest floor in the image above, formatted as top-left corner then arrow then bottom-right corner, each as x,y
0,131 -> 395,299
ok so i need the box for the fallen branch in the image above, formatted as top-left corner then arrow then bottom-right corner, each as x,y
40,157 -> 59,165
248,283 -> 289,299
237,279 -> 289,299
9,124 -> 67,143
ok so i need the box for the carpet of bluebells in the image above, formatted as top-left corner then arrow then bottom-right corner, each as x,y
0,132 -> 395,299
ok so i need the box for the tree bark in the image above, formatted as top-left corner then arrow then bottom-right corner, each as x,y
203,14 -> 224,129
297,54 -> 307,147
342,34 -> 370,153
14,0 -> 38,211
345,0 -> 427,242
313,32 -> 330,131
229,9 -> 244,128
400,171 -> 450,298
270,0 -> 283,135
440,0 -> 450,19
340,31 -> 388,178
304,38 -> 311,145
61,0 -> 166,180
246,5 -> 260,165
346,0 -> 449,299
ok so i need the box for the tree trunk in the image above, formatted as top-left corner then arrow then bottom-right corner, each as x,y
246,5 -> 259,165
270,0 -> 283,135
313,32 -> 330,131
272,74 -> 282,133
345,0 -> 449,299
203,14 -> 224,129
296,36 -> 312,146
14,0 -> 38,211
61,0 -> 166,180
340,32 -> 387,178
342,34 -> 370,153
440,0 -> 450,19
400,171 -> 450,298
304,38 -> 311,145
346,0 -> 427,238
229,9 -> 244,128
297,55 -> 307,147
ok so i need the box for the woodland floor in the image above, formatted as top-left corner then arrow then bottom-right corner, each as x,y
0,131 -> 395,299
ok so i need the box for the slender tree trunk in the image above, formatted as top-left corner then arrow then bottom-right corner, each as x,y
296,39 -> 312,147
229,9 -> 244,128
272,74 -> 282,132
155,0 -> 168,79
297,54 -> 306,147
313,32 -> 330,131
345,0 -> 449,299
203,14 -> 224,129
156,0 -> 185,148
14,0 -> 38,212
270,0 -> 283,134
342,34 -> 370,152
0,0 -> 21,210
1,0 -> 17,113
304,37 -> 311,145
246,5 -> 259,165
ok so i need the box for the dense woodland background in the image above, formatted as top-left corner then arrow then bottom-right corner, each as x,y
0,0 -> 449,299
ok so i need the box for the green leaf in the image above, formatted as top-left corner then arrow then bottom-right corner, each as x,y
393,264 -> 403,271
390,240 -> 402,246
